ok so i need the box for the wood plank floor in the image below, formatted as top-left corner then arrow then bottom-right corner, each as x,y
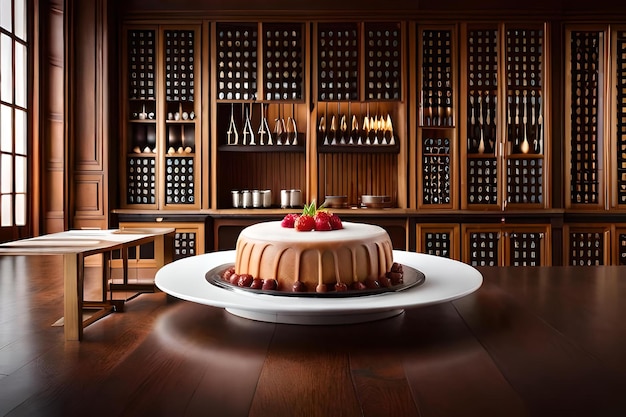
2,255 -> 626,416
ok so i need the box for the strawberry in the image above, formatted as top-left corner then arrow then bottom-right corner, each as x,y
329,214 -> 343,230
281,213 -> 299,228
314,211 -> 332,231
294,201 -> 318,231
294,214 -> 315,231
292,200 -> 341,232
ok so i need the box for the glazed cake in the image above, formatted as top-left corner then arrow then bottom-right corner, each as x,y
232,221 -> 401,292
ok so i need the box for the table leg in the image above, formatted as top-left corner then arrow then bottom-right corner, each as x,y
63,253 -> 83,341
122,245 -> 129,286
153,232 -> 174,269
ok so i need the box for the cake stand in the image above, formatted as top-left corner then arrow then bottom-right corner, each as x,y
155,250 -> 482,325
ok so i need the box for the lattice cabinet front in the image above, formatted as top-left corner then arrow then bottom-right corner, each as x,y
122,25 -> 202,210
460,23 -> 549,211
416,25 -> 458,209
505,226 -> 550,266
463,224 -> 551,266
612,28 -> 626,209
416,224 -> 460,260
463,226 -> 501,266
565,27 -> 605,209
564,225 -> 610,265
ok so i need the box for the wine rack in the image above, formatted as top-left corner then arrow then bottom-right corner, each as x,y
317,22 -> 359,101
568,30 -> 603,207
263,23 -> 304,101
421,29 -> 454,127
364,22 -> 402,100
216,23 -> 257,100
127,156 -> 156,205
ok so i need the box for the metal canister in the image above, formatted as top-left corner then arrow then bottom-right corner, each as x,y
280,189 -> 290,208
262,190 -> 272,208
252,189 -> 262,208
231,190 -> 241,208
242,190 -> 252,208
290,189 -> 302,208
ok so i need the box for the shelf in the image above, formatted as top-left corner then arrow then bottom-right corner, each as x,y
218,144 -> 305,153
318,143 -> 400,154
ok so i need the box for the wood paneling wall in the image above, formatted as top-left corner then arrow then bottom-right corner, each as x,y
66,0 -> 110,229
40,0 -> 66,233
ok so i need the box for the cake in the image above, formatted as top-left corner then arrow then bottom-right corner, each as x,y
227,220 -> 403,293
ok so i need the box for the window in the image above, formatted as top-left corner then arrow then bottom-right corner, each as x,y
0,0 -> 28,236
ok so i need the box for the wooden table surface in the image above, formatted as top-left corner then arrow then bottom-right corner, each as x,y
1,259 -> 626,416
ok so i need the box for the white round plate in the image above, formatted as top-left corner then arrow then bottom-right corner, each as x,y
155,250 -> 483,325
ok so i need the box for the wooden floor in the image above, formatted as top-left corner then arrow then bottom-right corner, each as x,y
2,254 -> 626,417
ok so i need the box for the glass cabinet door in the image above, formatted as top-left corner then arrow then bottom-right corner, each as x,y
460,23 -> 549,211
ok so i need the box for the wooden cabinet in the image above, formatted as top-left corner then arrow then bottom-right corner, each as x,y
459,23 -> 550,210
414,24 -> 458,210
313,22 -> 407,208
121,25 -> 202,210
211,22 -> 309,209
416,223 -> 461,260
564,26 -> 607,209
112,16 -> 626,266
564,225 -> 611,265
462,224 -> 551,266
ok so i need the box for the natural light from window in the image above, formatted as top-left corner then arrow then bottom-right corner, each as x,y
0,0 -> 28,228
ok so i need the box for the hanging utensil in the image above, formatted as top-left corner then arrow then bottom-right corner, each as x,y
319,115 -> 328,146
485,94 -> 491,153
339,115 -> 347,145
330,114 -> 337,145
258,103 -> 271,145
386,113 -> 396,145
520,90 -> 530,154
290,104 -> 298,146
536,95 -> 543,154
274,116 -> 283,145
242,102 -> 255,145
530,91 -> 536,152
227,103 -> 239,145
350,115 -> 358,145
